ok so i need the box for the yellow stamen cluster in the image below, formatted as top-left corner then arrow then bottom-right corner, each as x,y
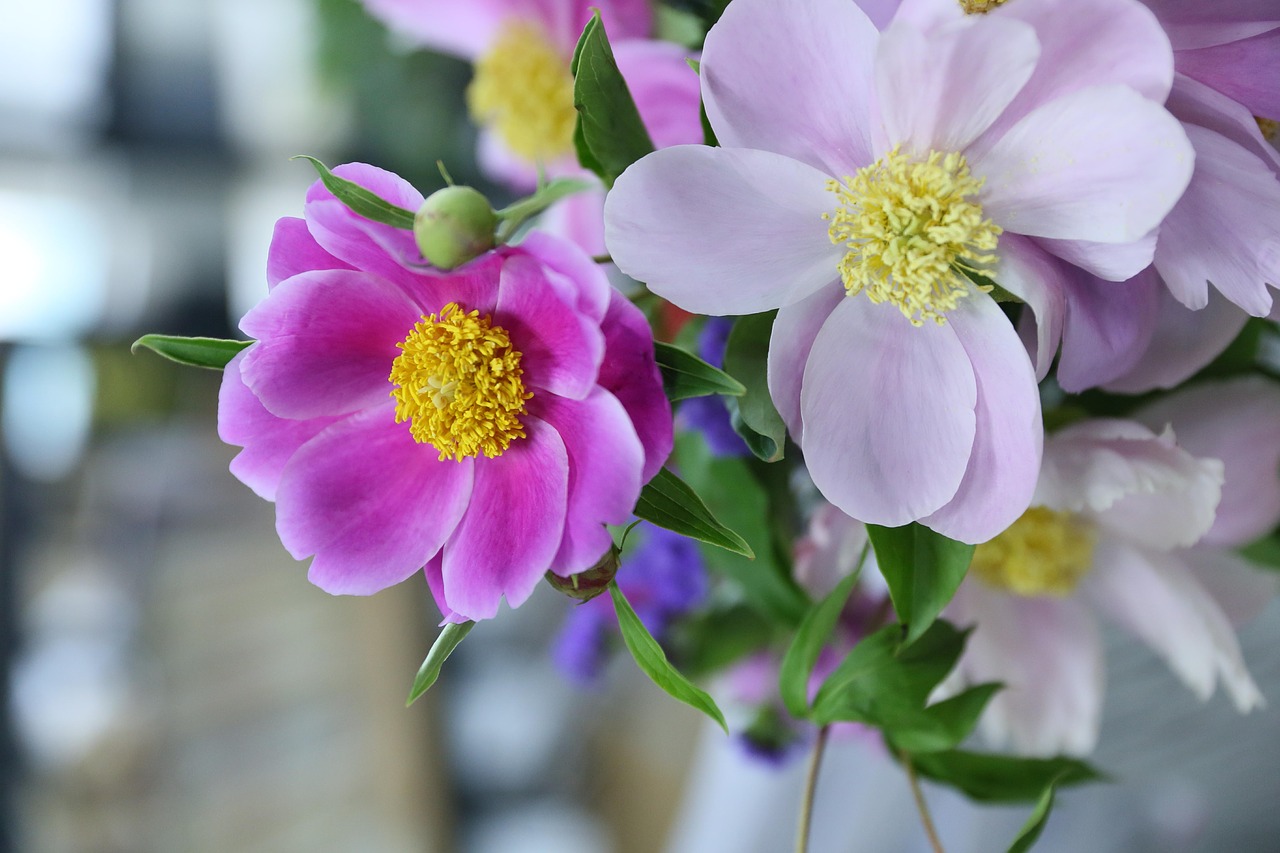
825,146 -> 1001,326
466,21 -> 577,165
959,0 -> 1009,13
389,303 -> 531,461
970,507 -> 1097,597
1258,117 -> 1279,143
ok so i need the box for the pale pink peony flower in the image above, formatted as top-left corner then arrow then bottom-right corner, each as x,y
944,380 -> 1280,756
604,0 -> 1192,542
218,163 -> 672,621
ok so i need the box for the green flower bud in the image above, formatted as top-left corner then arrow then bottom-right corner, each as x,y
544,546 -> 621,602
413,186 -> 498,270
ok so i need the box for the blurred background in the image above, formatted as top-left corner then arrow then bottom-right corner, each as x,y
1,2 -> 1278,852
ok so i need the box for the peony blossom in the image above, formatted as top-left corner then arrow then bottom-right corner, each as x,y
218,163 -> 672,621
943,380 -> 1280,756
359,0 -> 704,253
605,0 -> 1192,542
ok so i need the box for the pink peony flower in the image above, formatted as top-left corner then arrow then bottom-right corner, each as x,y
218,163 -> 672,621
604,0 -> 1192,542
944,380 -> 1280,756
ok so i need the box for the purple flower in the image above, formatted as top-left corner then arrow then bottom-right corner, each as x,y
605,0 -> 1193,542
553,523 -> 708,685
218,163 -> 672,621
677,317 -> 750,457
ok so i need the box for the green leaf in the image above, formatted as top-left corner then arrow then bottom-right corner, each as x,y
722,312 -> 787,462
406,621 -> 474,705
654,341 -> 746,401
669,605 -> 778,677
867,523 -> 974,645
1240,532 -> 1280,572
909,750 -> 1102,803
131,334 -> 252,370
778,554 -> 865,718
887,682 -> 1002,754
570,12 -> 656,185
293,155 -> 417,229
634,467 -> 754,558
494,177 -> 593,242
1007,780 -> 1059,853
609,582 -> 727,732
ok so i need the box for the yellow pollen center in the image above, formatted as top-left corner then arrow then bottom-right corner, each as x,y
466,21 -> 577,165
959,0 -> 1009,13
1258,117 -> 1279,143
825,146 -> 1001,326
970,507 -> 1097,597
389,303 -> 531,461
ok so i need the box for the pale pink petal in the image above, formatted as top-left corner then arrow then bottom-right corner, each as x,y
360,0 -> 512,58
303,163 -> 426,285
923,293 -> 1041,544
217,351 -> 342,501
995,234 -> 1066,380
476,129 -> 542,191
1038,419 -> 1223,551
800,297 -> 977,526
266,217 -> 353,289
1180,546 -> 1280,627
1154,124 -> 1280,315
1135,377 -> 1280,547
855,0 -> 904,29
494,252 -> 604,400
700,0 -> 879,175
793,503 -> 870,599
596,291 -> 672,481
1034,229 -> 1159,282
1176,26 -> 1280,119
533,185 -> 607,257
239,269 -> 420,419
972,85 -> 1194,244
512,231 -> 610,323
605,145 -> 841,314
442,416 -> 569,619
275,405 -> 475,595
876,16 -> 1039,155
424,554 -> 468,624
1055,268 -> 1162,393
948,583 -> 1104,757
614,40 -> 704,151
533,389 -> 644,574
1103,287 -> 1248,394
767,285 -> 844,443
1087,541 -> 1264,712
1167,74 -> 1280,173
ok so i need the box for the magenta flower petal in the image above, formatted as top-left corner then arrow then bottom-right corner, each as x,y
303,163 -> 426,285
596,291 -> 673,481
800,297 -> 977,526
494,252 -> 604,400
274,406 -> 475,595
442,416 -> 569,619
239,269 -> 420,419
1055,269 -> 1162,393
605,145 -> 841,314
217,352 -> 342,500
424,554 -> 468,625
700,0 -> 879,175
1103,288 -> 1248,394
535,389 -> 644,575
1175,26 -> 1280,119
973,85 -> 1193,244
767,285 -> 843,443
513,231 -> 611,323
875,16 -> 1039,155
266,216 -> 352,290
404,251 -> 505,317
923,294 -> 1042,544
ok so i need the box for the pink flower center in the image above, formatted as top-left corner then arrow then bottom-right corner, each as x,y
824,146 -> 1001,327
388,303 -> 531,461
970,507 -> 1096,597
467,21 -> 577,165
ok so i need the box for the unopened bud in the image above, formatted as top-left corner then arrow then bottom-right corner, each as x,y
545,546 -> 621,602
414,186 -> 497,270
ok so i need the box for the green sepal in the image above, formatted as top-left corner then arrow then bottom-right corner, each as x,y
609,581 -> 727,732
867,522 -> 974,645
292,155 -> 416,229
406,621 -> 474,706
570,11 -> 656,186
634,467 -> 754,558
131,335 -> 252,370
654,341 -> 746,401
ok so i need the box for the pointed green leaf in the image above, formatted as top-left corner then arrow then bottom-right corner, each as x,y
634,467 -> 754,557
570,11 -> 655,185
867,522 -> 974,645
406,621 -> 474,706
654,341 -> 746,401
887,682 -> 1002,754
908,749 -> 1103,803
722,312 -> 787,462
131,334 -> 252,370
778,552 -> 866,719
609,582 -> 727,732
1007,780 -> 1059,853
293,154 -> 416,229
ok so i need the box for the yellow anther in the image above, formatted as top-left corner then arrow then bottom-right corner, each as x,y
959,0 -> 1009,13
970,507 -> 1097,597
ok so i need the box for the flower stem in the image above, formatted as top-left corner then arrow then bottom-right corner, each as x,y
795,725 -> 831,853
901,751 -> 945,853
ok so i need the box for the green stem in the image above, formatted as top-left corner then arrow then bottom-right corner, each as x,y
795,725 -> 831,853
901,751 -> 945,853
